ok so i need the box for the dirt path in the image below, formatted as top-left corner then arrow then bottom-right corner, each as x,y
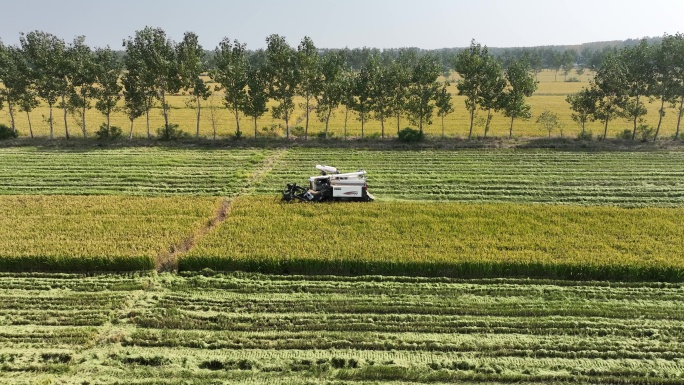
155,149 -> 288,272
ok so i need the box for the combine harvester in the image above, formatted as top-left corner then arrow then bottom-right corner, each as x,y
282,165 -> 375,202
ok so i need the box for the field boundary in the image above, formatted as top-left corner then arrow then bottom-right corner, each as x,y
2,136 -> 684,152
156,149 -> 288,272
179,257 -> 684,282
156,198 -> 232,272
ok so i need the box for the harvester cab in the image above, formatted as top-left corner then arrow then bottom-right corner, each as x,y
282,165 -> 375,202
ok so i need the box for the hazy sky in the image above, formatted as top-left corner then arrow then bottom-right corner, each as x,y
1,0 -> 682,49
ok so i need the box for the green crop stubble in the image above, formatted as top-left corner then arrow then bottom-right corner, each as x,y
183,197 -> 684,281
259,148 -> 684,206
0,147 -> 272,195
2,272 -> 683,383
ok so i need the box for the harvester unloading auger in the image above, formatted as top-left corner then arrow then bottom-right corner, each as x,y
282,165 -> 375,202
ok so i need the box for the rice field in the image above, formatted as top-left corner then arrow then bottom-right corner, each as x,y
1,139 -> 683,383
0,272 -> 683,384
0,195 -> 221,271
182,196 -> 684,281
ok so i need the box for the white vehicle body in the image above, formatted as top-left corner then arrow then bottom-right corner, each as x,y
282,165 -> 374,202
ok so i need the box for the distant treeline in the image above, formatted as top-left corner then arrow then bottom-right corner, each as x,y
0,28 -> 680,142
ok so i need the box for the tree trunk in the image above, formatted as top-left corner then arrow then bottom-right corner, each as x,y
603,117 -> 609,141
81,103 -> 87,139
145,108 -> 150,139
7,101 -> 16,133
632,116 -> 638,141
361,112 -> 365,139
397,114 -> 401,136
676,96 -> 684,140
419,115 -> 423,134
196,96 -> 201,139
161,89 -> 169,130
284,109 -> 289,139
468,109 -> 474,141
26,111 -> 34,139
253,117 -> 258,139
234,104 -> 240,137
209,104 -> 217,140
344,107 -> 348,139
484,109 -> 492,138
654,97 -> 666,142
106,113 -> 111,131
442,115 -> 445,139
304,95 -> 309,140
129,119 -> 134,139
509,116 -> 514,138
62,94 -> 70,140
631,95 -> 639,141
581,119 -> 585,138
381,114 -> 385,139
325,109 -> 332,138
48,103 -> 54,139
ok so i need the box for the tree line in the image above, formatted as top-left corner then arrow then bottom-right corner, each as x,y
0,28 -> 681,141
0,28 -> 537,140
566,33 -> 684,142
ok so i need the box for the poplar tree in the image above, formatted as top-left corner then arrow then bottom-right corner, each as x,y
478,57 -> 507,137
502,60 -> 538,138
93,47 -> 123,131
652,34 -> 684,141
212,38 -> 248,137
0,42 -> 31,134
566,88 -> 598,138
243,65 -> 269,138
619,40 -> 655,140
407,54 -> 441,134
593,52 -> 627,140
264,34 -> 299,138
388,56 -> 412,135
352,64 -> 373,138
68,36 -> 97,138
453,41 -> 488,140
297,36 -> 322,139
121,52 -> 151,138
20,31 -> 65,139
316,51 -> 346,138
1,43 -> 40,138
368,56 -> 393,138
123,27 -> 180,137
121,73 -> 147,139
435,82 -> 454,139
177,32 -> 211,138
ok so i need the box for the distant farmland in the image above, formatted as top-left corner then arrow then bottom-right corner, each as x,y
2,70 -> 682,139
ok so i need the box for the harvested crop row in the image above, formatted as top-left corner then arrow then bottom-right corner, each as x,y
0,272 -> 682,383
258,148 -> 684,206
0,147 -> 271,196
183,197 -> 684,281
0,196 -> 221,271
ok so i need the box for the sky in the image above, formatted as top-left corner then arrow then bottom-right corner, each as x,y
1,0 -> 682,50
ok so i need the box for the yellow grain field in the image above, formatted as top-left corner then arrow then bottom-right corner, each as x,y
1,70 -> 681,139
